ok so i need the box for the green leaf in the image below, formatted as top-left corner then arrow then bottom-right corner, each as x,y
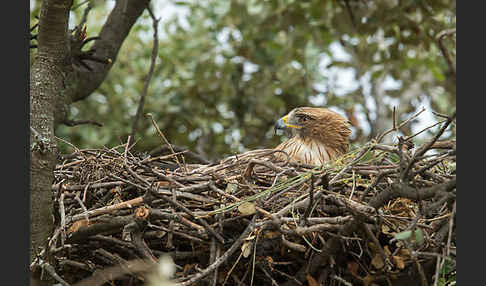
394,230 -> 412,240
173,1 -> 189,6
414,228 -> 424,245
440,260 -> 455,275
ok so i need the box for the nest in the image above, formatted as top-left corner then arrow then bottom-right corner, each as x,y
39,130 -> 456,286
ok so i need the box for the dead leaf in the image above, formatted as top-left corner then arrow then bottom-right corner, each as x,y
266,256 -> 274,271
371,253 -> 384,269
306,274 -> 319,286
183,264 -> 196,274
238,202 -> 256,215
384,245 -> 391,256
225,182 -> 238,193
368,242 -> 377,252
156,181 -> 170,187
264,230 -> 280,239
135,206 -> 149,219
392,255 -> 405,269
363,274 -> 376,286
347,261 -> 359,276
381,224 -> 391,234
398,248 -> 411,257
67,219 -> 90,234
241,241 -> 252,258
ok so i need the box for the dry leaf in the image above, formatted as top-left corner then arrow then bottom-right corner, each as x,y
241,241 -> 252,258
67,219 -> 90,234
371,254 -> 384,269
363,274 -> 376,286
225,182 -> 238,193
266,256 -> 274,271
135,206 -> 149,219
398,248 -> 411,257
384,245 -> 391,256
347,261 -> 359,276
183,263 -> 194,274
264,230 -> 280,239
306,274 -> 319,286
392,255 -> 405,269
238,202 -> 256,215
156,181 -> 170,187
368,242 -> 377,252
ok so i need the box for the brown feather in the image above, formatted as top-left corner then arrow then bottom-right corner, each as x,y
274,107 -> 351,165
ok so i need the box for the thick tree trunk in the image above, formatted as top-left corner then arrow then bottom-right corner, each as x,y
30,1 -> 149,283
30,0 -> 72,281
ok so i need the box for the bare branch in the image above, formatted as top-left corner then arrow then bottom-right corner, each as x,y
130,4 -> 160,140
436,28 -> 456,79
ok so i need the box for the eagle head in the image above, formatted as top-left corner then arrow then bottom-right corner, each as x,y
274,107 -> 351,165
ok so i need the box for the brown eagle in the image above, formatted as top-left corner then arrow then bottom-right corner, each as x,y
273,107 -> 351,165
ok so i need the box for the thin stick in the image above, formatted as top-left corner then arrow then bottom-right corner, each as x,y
74,191 -> 90,222
71,196 -> 144,222
59,193 -> 67,246
177,217 -> 255,286
62,119 -> 103,127
42,262 -> 71,286
446,201 -> 456,257
146,113 -> 185,172
402,111 -> 456,181
404,119 -> 447,142
130,4 -> 159,140
436,28 -> 456,79
301,174 -> 314,225
376,107 -> 426,143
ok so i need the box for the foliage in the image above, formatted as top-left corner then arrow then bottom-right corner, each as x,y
40,0 -> 456,160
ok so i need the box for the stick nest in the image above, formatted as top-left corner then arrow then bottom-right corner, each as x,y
41,134 -> 456,286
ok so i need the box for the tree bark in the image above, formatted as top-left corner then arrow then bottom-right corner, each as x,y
30,0 -> 73,283
30,0 -> 150,283
67,0 -> 149,104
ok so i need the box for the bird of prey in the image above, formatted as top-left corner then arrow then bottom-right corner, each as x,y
273,107 -> 351,165
168,107 -> 351,177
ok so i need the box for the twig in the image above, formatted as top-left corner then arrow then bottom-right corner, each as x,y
130,4 -> 159,140
177,217 -> 255,286
147,113 -> 185,172
41,262 -> 71,286
72,259 -> 155,286
436,28 -> 456,79
59,192 -> 67,246
446,201 -> 456,257
71,196 -> 145,222
402,111 -> 456,181
404,119 -> 447,142
329,142 -> 375,185
376,106 -> 426,143
301,174 -> 314,225
331,274 -> 353,286
62,119 -> 103,127
259,265 -> 279,286
151,187 -> 225,244
72,0 -> 91,11
74,1 -> 92,39
53,181 -> 125,191
281,234 -> 307,252
343,0 -> 357,29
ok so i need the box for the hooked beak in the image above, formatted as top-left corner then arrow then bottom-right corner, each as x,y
274,115 -> 301,134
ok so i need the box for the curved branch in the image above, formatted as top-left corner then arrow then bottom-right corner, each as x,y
68,0 -> 150,103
